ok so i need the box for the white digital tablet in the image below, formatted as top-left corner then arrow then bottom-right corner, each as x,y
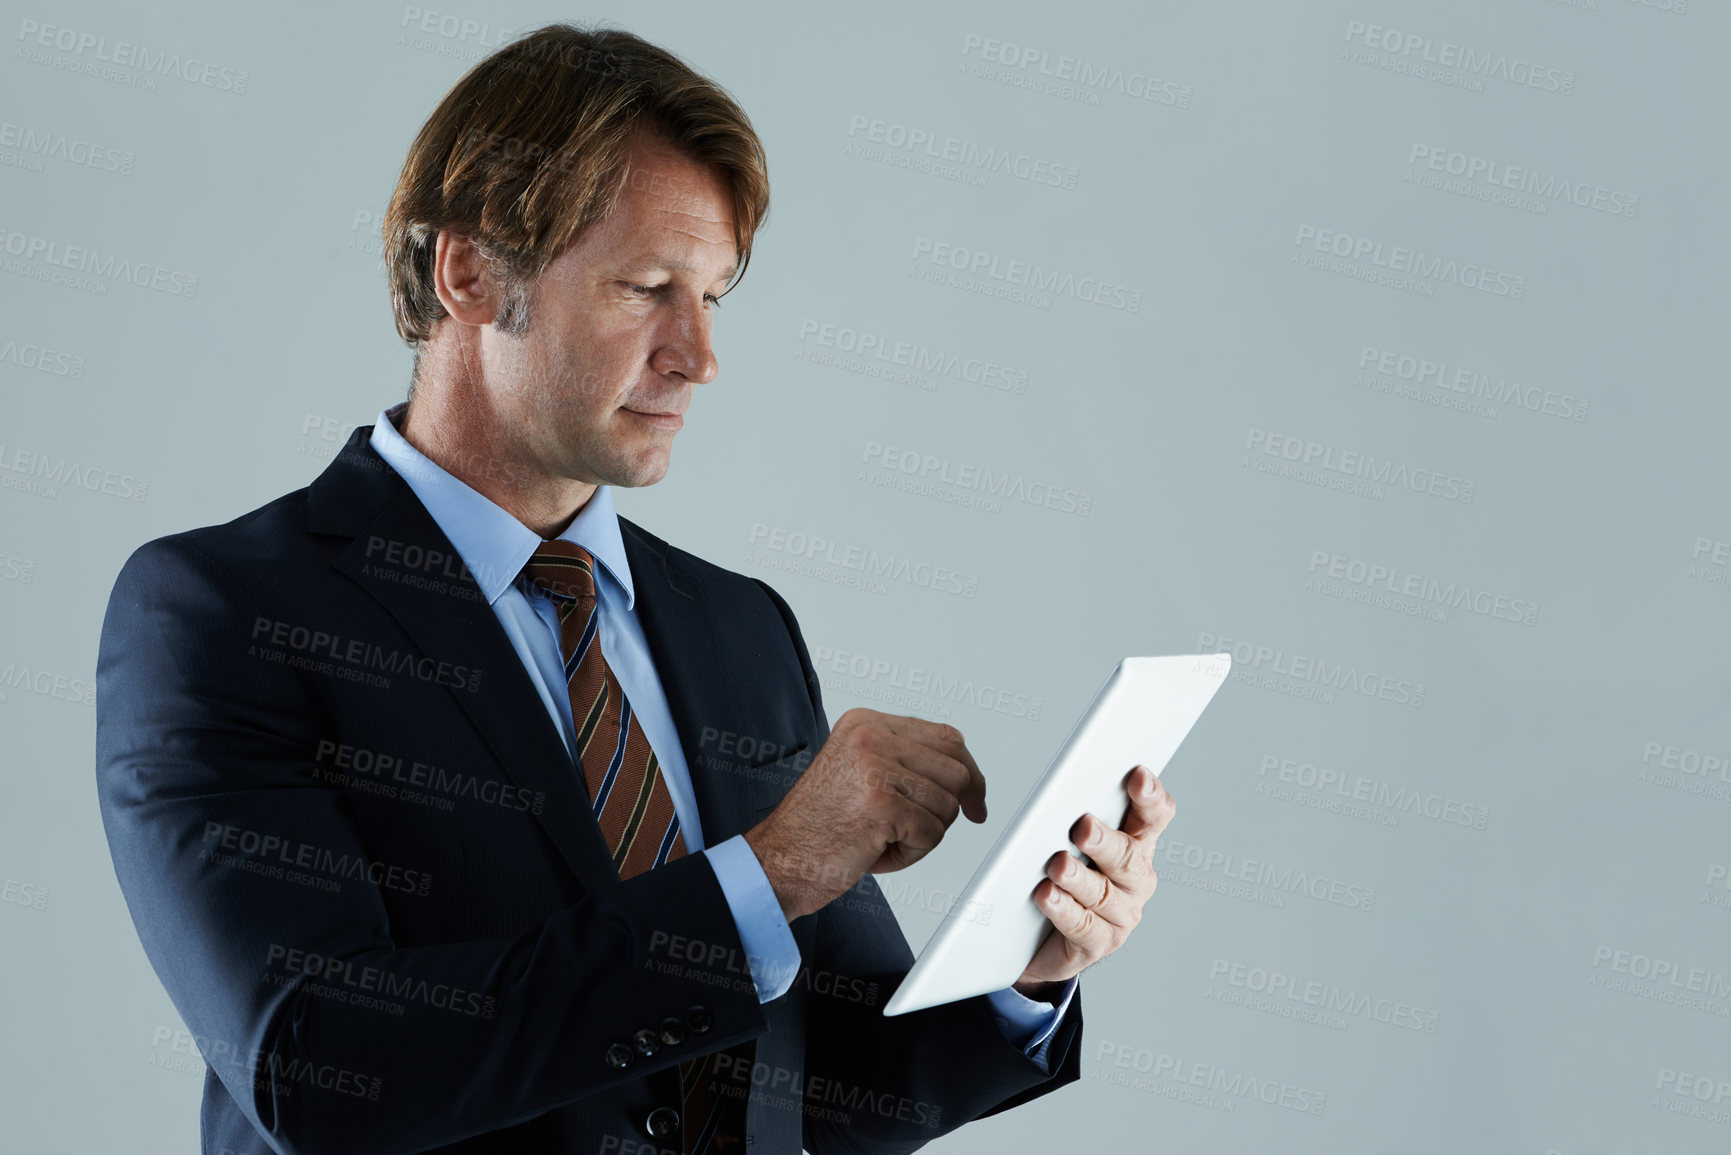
881,653 -> 1231,1016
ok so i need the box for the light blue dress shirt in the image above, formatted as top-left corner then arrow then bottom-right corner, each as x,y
369,403 -> 1075,1064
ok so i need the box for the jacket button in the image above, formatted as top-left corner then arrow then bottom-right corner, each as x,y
644,1106 -> 681,1139
604,1042 -> 634,1070
632,1028 -> 661,1057
685,1004 -> 713,1034
659,1016 -> 687,1046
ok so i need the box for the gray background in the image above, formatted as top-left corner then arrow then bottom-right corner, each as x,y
3,0 -> 1726,1151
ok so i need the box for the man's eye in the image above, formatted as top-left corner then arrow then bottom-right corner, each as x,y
627,284 -> 719,308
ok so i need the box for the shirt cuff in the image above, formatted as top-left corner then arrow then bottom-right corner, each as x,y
704,834 -> 802,1003
985,976 -> 1079,1070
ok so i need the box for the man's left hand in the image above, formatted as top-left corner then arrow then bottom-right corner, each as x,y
1010,765 -> 1175,1001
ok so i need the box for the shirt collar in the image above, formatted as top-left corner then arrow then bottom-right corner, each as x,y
367,402 -> 635,609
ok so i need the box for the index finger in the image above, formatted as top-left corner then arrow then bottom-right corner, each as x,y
1119,765 -> 1176,846
883,714 -> 988,822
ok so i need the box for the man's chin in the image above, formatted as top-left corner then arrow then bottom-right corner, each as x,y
596,451 -> 672,490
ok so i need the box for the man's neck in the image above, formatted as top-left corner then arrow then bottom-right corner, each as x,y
396,396 -> 596,541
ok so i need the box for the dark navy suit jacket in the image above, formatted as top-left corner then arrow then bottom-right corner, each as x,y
95,427 -> 1082,1155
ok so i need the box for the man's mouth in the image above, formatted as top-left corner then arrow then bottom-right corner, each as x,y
624,407 -> 685,429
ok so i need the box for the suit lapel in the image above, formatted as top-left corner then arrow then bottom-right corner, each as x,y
312,430 -> 618,886
621,519 -> 757,850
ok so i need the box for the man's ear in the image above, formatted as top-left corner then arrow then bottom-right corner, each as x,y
431,232 -> 499,327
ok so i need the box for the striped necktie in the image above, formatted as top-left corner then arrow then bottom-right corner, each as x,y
522,539 -> 750,1155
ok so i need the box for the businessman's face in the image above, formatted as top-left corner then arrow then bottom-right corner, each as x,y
487,131 -> 735,489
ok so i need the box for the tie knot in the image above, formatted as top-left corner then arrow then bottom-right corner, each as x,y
522,539 -> 598,602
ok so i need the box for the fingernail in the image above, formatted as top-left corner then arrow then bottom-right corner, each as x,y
1140,769 -> 1157,796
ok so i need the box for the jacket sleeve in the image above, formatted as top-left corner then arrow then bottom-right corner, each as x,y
751,579 -> 1084,1155
96,536 -> 768,1155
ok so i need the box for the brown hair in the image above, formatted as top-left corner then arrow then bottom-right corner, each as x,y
382,22 -> 770,372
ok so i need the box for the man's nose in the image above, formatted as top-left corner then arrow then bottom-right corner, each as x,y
657,297 -> 719,385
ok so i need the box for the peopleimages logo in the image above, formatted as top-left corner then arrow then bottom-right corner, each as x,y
0,874 -> 49,911
809,643 -> 1044,721
1293,224 -> 1526,299
149,1025 -> 381,1100
1091,1041 -> 1327,1116
1256,754 -> 1490,831
0,119 -> 135,175
0,551 -> 36,584
1654,1067 -> 1731,1128
0,441 -> 148,501
796,318 -> 1029,395
0,661 -> 95,707
845,114 -> 1079,190
1688,536 -> 1731,590
1704,864 -> 1731,912
1244,427 -> 1476,504
861,441 -> 1092,517
1406,143 -> 1637,219
1590,946 -> 1731,1002
1341,19 -> 1575,95
16,19 -> 250,94
0,222 -> 199,297
398,6 -> 517,49
1305,549 -> 1539,627
0,334 -> 85,379
1159,838 -> 1377,912
1207,958 -> 1440,1033
1357,345 -> 1588,422
247,616 -> 485,693
746,523 -> 980,599
957,34 -> 1193,108
910,237 -> 1143,312
1198,631 -> 1426,708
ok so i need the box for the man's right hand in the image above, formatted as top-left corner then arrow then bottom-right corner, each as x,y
742,707 -> 989,921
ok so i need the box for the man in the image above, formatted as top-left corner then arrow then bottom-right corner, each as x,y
96,23 -> 1176,1155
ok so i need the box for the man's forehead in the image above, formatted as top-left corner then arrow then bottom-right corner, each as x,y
619,171 -> 734,236
618,159 -> 718,204
613,168 -> 739,280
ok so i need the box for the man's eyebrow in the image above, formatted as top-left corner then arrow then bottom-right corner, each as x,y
619,255 -> 740,286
